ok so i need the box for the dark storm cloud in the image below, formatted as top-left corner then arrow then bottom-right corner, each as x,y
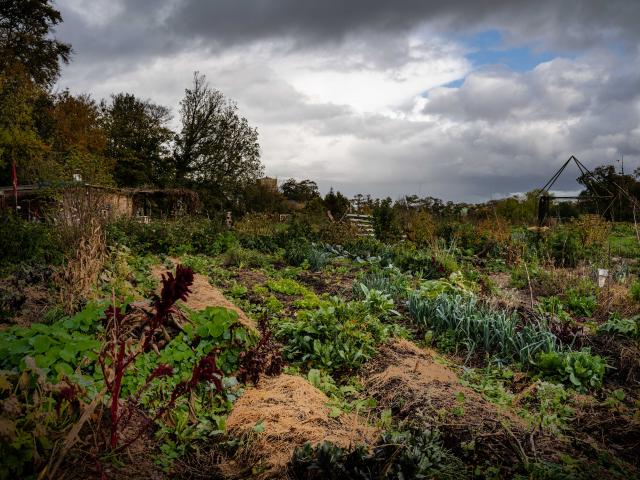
58,0 -> 640,61
170,0 -> 640,49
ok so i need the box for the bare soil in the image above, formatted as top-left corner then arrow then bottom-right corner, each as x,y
297,270 -> 356,299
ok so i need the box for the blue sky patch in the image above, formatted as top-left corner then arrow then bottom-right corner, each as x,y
463,29 -> 557,72
434,29 -> 561,91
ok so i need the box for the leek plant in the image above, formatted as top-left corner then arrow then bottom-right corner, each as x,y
408,292 -> 557,364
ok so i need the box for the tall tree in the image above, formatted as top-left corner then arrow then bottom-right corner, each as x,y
281,178 -> 320,202
324,188 -> 350,219
578,165 -> 640,221
49,91 -> 112,184
102,93 -> 172,187
0,0 -> 71,87
174,72 -> 262,210
0,69 -> 48,185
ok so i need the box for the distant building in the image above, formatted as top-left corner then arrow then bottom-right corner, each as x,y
258,177 -> 278,192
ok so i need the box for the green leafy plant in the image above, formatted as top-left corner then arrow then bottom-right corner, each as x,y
536,296 -> 572,323
0,303 -> 103,382
266,278 -> 309,296
120,305 -> 255,457
519,381 -> 574,433
107,217 -> 227,256
306,246 -> 330,271
535,349 -> 606,392
99,265 -> 195,448
227,281 -> 248,298
0,361 -> 81,480
221,246 -> 269,268
352,284 -> 397,318
460,365 -> 515,408
565,290 -> 597,317
277,299 -> 392,372
289,428 -> 460,480
598,314 -> 639,338
353,268 -> 410,300
306,369 -> 373,416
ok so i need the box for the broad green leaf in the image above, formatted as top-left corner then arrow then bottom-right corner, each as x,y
31,335 -> 53,353
54,362 -> 74,376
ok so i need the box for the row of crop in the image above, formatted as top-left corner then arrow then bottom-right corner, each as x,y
407,292 -> 606,391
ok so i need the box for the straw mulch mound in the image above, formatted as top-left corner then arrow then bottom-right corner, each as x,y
360,339 -> 565,470
151,263 -> 256,332
221,374 -> 378,479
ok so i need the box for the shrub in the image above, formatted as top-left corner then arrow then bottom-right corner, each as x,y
547,227 -> 582,267
0,214 -> 65,271
106,217 -> 226,256
221,246 -> 269,268
238,233 -> 280,253
373,197 -> 401,241
392,245 -> 458,278
233,213 -> 282,237
318,221 -> 359,245
284,239 -> 311,266
404,210 -> 436,246
341,237 -> 390,260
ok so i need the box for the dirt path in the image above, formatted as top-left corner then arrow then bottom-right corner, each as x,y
151,262 -> 257,332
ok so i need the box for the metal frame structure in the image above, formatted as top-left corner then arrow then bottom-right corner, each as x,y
536,155 -> 637,226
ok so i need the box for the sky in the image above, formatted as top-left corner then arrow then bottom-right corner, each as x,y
54,0 -> 640,202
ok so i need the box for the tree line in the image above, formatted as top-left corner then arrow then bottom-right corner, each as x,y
0,0 -> 262,213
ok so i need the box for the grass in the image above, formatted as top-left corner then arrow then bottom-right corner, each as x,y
608,223 -> 640,258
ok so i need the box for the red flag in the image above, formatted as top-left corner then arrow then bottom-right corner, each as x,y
12,160 -> 18,210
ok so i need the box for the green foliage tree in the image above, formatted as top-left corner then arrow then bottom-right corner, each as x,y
0,0 -> 71,87
243,180 -> 285,213
324,188 -> 350,219
102,93 -> 172,187
174,72 -> 263,211
373,197 -> 400,241
578,165 -> 640,221
48,91 -> 113,184
491,190 -> 540,224
0,69 -> 47,185
281,178 -> 320,202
